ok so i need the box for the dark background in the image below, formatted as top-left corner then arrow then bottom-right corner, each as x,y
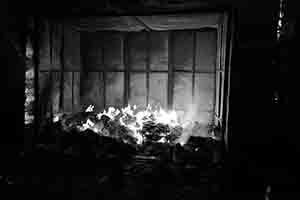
1,0 -> 299,199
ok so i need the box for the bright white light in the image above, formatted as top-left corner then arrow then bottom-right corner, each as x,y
85,105 -> 94,112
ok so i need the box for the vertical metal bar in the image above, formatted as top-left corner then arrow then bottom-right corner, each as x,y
71,72 -> 74,112
102,43 -> 106,109
224,10 -> 235,152
124,33 -> 130,106
49,71 -> 53,118
219,13 -> 229,126
59,22 -> 65,111
49,21 -> 53,116
215,22 -> 222,126
49,20 -> 53,67
146,31 -> 150,106
218,71 -> 223,124
167,31 -> 174,110
80,31 -> 85,111
102,71 -> 106,109
78,30 -> 82,112
192,31 -> 196,105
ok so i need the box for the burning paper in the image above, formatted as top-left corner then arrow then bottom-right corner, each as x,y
55,104 -> 216,145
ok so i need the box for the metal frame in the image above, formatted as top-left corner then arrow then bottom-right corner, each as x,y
223,9 -> 235,152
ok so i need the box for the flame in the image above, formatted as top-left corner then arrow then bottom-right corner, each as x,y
79,104 -> 181,144
85,105 -> 94,112
55,103 -> 215,145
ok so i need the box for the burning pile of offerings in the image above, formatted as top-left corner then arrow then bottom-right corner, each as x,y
54,104 -> 187,146
36,104 -> 221,162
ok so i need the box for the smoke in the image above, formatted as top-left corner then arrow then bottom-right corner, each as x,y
176,103 -> 211,145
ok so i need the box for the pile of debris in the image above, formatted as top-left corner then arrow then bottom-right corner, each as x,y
33,103 -> 223,165
35,113 -> 221,166
54,111 -> 138,146
54,109 -> 184,146
140,121 -> 182,144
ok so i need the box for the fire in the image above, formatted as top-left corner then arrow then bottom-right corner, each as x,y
79,104 -> 181,144
54,104 -> 216,145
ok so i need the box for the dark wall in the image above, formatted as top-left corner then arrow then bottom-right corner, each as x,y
228,3 -> 300,200
0,27 -> 25,171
